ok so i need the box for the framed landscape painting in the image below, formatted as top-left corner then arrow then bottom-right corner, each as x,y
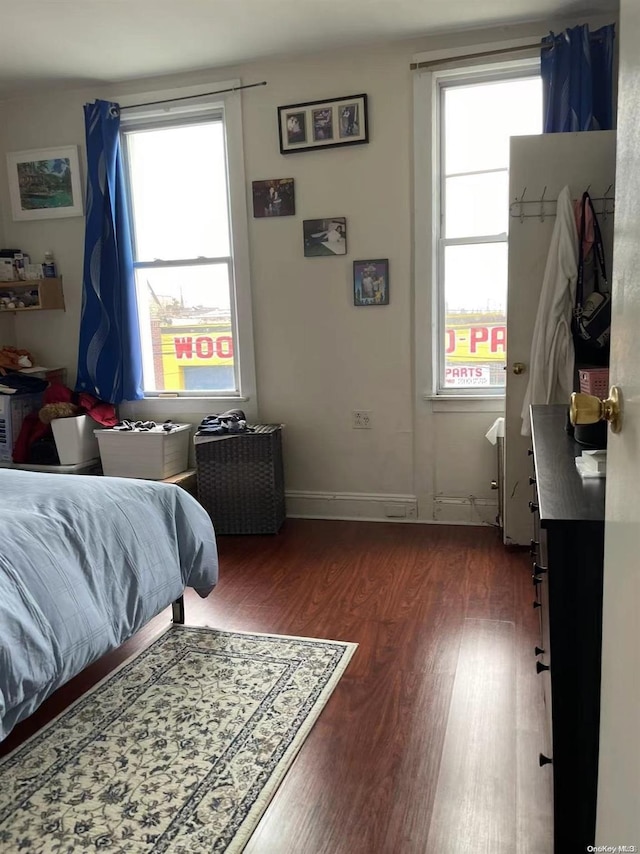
6,145 -> 84,221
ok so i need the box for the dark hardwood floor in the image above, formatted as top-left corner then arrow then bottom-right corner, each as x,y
1,519 -> 553,853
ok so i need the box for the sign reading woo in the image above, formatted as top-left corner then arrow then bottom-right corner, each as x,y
172,335 -> 234,361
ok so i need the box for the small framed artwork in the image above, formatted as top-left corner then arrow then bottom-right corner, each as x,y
303,218 -> 347,257
6,145 -> 84,221
353,259 -> 389,306
278,94 -> 368,154
252,178 -> 295,218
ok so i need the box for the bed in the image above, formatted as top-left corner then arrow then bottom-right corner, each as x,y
0,469 -> 218,742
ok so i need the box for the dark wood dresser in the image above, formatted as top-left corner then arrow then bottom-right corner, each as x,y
529,404 -> 605,852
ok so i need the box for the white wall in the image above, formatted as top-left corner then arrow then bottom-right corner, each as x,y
0,14 -> 615,521
0,215 -> 13,344
0,94 -> 88,378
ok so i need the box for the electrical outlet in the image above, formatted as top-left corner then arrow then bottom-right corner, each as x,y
352,410 -> 372,429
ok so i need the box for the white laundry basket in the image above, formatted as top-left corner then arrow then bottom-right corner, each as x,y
95,423 -> 191,479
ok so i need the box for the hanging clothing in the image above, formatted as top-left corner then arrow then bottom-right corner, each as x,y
541,24 -> 616,133
521,186 -> 578,436
75,99 -> 143,405
574,196 -> 595,258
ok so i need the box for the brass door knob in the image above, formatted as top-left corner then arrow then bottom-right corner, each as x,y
570,386 -> 622,433
513,362 -> 526,375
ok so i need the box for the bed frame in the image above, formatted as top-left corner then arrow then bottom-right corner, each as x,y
172,596 -> 185,624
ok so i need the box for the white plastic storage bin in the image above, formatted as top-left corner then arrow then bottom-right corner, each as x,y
51,415 -> 102,465
94,423 -> 191,480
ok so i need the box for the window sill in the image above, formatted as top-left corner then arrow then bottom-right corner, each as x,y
143,395 -> 249,402
119,395 -> 256,422
423,394 -> 505,413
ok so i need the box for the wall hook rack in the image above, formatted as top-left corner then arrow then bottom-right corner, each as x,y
514,186 -> 528,223
539,186 -> 547,222
601,184 -> 614,220
509,186 -> 616,221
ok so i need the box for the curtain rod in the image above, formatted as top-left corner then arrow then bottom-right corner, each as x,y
119,80 -> 267,111
410,42 -> 548,71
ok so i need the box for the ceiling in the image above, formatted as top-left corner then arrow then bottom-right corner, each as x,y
0,0 -> 617,99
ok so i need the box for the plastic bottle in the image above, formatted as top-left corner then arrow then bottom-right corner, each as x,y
42,250 -> 57,278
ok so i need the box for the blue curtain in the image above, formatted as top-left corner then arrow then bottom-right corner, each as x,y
76,100 -> 143,404
541,24 -> 615,133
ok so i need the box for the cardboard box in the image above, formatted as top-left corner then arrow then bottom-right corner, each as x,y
24,264 -> 43,280
0,260 -> 15,282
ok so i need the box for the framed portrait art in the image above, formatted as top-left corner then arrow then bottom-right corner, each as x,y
353,259 -> 389,306
278,94 -> 368,154
6,145 -> 84,221
303,218 -> 347,257
252,178 -> 295,218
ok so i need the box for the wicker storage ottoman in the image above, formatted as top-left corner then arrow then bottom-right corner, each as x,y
195,425 -> 285,534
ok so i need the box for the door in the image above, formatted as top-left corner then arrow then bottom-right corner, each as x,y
596,0 -> 640,843
504,131 -> 616,545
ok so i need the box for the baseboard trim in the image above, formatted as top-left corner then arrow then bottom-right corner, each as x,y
285,490 -> 418,522
285,490 -> 498,526
434,496 -> 499,526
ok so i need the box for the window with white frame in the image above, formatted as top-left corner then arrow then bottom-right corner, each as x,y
435,65 -> 542,394
120,92 -> 253,398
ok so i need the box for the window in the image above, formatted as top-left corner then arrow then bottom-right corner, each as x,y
435,66 -> 542,394
120,88 -> 253,399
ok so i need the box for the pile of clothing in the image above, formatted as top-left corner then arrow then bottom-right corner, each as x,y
195,409 -> 252,437
14,383 -> 118,465
112,420 -> 175,432
0,346 -> 45,395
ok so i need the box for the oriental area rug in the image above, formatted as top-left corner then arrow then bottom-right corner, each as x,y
0,626 -> 357,853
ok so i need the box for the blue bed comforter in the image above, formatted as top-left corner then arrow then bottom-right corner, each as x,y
0,469 -> 218,741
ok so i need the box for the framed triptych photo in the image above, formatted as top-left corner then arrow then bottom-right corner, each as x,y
278,94 -> 368,155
